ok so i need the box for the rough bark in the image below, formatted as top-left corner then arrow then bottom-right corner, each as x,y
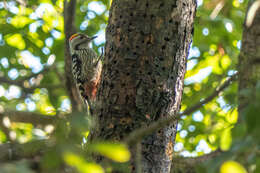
96,0 -> 196,172
238,2 -> 260,113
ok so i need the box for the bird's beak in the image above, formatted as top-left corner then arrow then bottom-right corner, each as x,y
91,36 -> 98,40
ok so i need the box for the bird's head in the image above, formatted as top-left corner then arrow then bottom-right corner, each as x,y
69,33 -> 97,52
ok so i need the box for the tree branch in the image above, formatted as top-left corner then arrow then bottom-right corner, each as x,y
0,65 -> 57,93
124,112 -> 179,145
18,65 -> 54,82
0,77 -> 23,87
0,110 -> 56,126
171,150 -> 222,173
0,139 -> 48,161
124,73 -> 238,145
0,77 -> 35,93
135,142 -> 142,173
64,0 -> 82,111
172,149 -> 222,165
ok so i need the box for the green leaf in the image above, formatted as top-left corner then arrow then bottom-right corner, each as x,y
5,33 -> 26,50
0,130 -> 7,142
220,161 -> 247,173
220,128 -> 232,151
64,152 -> 104,173
255,158 -> 260,173
90,142 -> 131,163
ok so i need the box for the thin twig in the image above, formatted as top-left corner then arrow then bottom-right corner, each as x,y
180,72 -> 238,116
135,142 -> 142,173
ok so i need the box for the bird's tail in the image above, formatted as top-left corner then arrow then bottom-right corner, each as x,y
78,84 -> 93,115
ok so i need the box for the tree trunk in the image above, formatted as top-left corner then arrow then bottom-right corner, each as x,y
96,0 -> 196,172
238,2 -> 260,114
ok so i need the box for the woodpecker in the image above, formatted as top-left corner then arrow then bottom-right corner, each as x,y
69,33 -> 103,114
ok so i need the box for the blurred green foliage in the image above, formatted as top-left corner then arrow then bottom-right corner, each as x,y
178,0 -> 260,172
0,0 -> 259,172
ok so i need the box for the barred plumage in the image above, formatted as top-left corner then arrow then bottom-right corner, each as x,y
69,33 -> 103,114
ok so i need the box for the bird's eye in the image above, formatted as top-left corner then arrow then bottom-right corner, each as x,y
80,36 -> 84,39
